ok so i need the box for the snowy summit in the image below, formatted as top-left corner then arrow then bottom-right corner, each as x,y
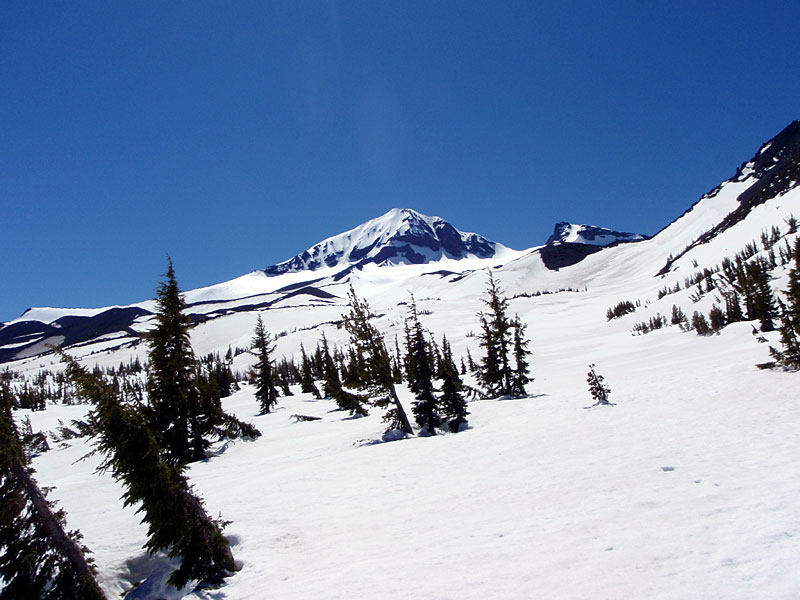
263,208 -> 509,275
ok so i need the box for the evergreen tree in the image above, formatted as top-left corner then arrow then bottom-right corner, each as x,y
251,315 -> 279,414
438,337 -> 469,433
342,287 -> 413,434
586,364 -> 613,407
145,258 -> 203,463
771,238 -> 800,369
670,304 -> 687,326
60,352 -> 236,589
708,305 -> 726,332
145,259 -> 259,463
299,344 -> 321,398
510,316 -> 532,397
477,271 -> 514,397
691,311 -> 712,336
320,333 -> 368,417
405,296 -> 440,435
749,258 -> 779,332
0,384 -> 106,600
392,334 -> 404,384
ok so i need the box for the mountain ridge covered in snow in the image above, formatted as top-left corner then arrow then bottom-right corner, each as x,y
262,207 -> 509,276
3,120 -> 800,600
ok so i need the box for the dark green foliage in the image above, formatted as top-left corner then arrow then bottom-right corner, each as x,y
632,313 -> 667,335
586,364 -> 613,407
251,315 -> 279,414
692,311 -> 712,336
708,305 -> 726,332
198,353 -> 237,400
298,345 -> 320,399
0,384 -> 106,600
606,300 -> 636,320
771,238 -> 800,369
144,259 -> 205,463
510,317 -> 532,397
60,353 -> 236,590
438,336 -> 469,433
405,297 -> 440,435
477,272 -> 514,398
670,304 -> 687,326
343,287 -> 413,434
746,258 -> 779,331
466,348 -> 475,372
319,333 -> 368,417
145,260 -> 259,463
392,335 -> 404,384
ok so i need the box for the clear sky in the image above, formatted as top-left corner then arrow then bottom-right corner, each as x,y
2,1 -> 799,321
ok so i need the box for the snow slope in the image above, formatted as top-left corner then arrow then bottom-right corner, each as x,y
6,122 -> 800,598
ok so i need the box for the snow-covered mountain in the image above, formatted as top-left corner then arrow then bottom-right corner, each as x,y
4,121 -> 800,600
262,207 -> 509,276
545,222 -> 648,246
2,116 -> 799,365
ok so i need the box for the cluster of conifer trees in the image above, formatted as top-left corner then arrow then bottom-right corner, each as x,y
249,272 -> 532,436
1,263 -> 534,596
1,259 -> 262,597
627,224 -> 800,345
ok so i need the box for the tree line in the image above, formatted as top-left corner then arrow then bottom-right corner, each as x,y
1,260 -> 534,597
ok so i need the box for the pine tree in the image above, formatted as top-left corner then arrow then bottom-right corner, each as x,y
586,364 -> 613,407
510,316 -> 532,397
60,352 -> 236,589
392,334 -> 404,384
342,286 -> 413,434
708,305 -> 726,332
299,344 -> 321,398
320,333 -> 368,417
466,348 -> 475,372
748,258 -> 779,332
0,382 -> 107,600
438,337 -> 469,433
406,296 -> 440,435
145,258 -> 204,463
691,311 -> 712,336
145,259 -> 259,463
477,271 -> 514,397
251,315 -> 279,414
771,238 -> 800,369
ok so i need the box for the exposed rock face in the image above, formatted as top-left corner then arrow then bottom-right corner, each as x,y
657,120 -> 800,275
545,222 -> 648,247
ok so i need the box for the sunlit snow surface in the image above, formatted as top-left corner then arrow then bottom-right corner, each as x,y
10,185 -> 800,598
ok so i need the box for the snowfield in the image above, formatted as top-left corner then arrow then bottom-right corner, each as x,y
7,167 -> 800,597
20,322 -> 800,599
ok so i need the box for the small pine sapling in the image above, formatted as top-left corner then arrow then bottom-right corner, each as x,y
585,364 -> 614,408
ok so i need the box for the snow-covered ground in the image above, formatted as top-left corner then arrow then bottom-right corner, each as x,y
8,176 -> 800,598
20,318 -> 800,599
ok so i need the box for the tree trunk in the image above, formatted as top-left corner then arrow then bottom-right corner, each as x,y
11,465 -> 107,600
387,383 -> 413,434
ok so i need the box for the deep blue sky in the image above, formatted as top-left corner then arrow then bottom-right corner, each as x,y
2,2 -> 799,321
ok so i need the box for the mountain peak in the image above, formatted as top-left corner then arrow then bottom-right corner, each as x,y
263,208 -> 504,276
546,222 -> 648,246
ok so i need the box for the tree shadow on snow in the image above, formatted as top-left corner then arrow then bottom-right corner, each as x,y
496,393 -> 548,401
120,537 -> 242,599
